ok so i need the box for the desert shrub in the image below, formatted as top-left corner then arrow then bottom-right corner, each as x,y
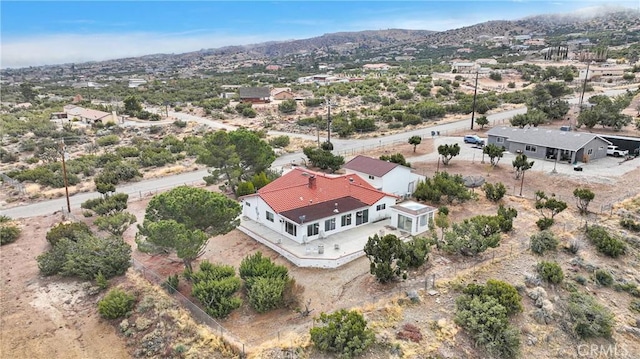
462,279 -> 523,316
46,221 -> 91,246
574,275 -> 587,285
239,252 -> 290,312
138,147 -> 175,167
310,309 -> 375,359
413,171 -> 472,204
115,146 -> 140,158
585,225 -> 626,258
630,299 -> 640,313
396,323 -> 422,343
269,135 -> 290,148
95,271 -> 109,290
37,235 -> 131,280
190,261 -> 242,318
0,218 -> 21,245
568,292 -> 615,339
96,135 -> 120,147
594,269 -> 613,287
536,217 -> 554,230
173,120 -> 187,128
455,286 -> 520,359
236,181 -> 255,196
530,230 -> 559,255
620,218 -> 640,232
614,282 -> 640,297
537,261 -> 563,284
483,182 -> 507,202
98,288 -> 136,319
163,274 -> 180,294
81,193 -> 129,216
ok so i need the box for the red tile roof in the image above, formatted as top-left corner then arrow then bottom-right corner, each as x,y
343,155 -> 400,177
254,168 -> 395,213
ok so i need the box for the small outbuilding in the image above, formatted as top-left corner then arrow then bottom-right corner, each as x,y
390,201 -> 436,236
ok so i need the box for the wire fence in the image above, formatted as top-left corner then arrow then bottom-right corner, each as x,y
130,259 -> 248,357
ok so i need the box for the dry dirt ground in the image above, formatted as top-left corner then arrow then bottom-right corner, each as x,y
3,138 -> 640,358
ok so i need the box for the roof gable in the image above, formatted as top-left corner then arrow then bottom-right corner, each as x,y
487,127 -> 611,151
343,155 -> 400,177
239,87 -> 270,98
256,168 -> 394,213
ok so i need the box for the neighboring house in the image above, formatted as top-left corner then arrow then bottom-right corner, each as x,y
240,168 -> 399,244
390,201 -> 437,236
487,127 -> 611,163
128,79 -> 147,88
239,87 -> 271,103
343,155 -> 425,198
362,63 -> 391,71
451,62 -> 480,74
63,105 -> 116,124
578,65 -> 631,82
271,87 -> 295,100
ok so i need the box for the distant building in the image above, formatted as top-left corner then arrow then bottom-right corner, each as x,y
239,87 -> 271,103
271,88 -> 295,100
451,62 -> 480,74
362,63 -> 391,71
128,79 -> 147,88
63,105 -> 117,124
579,65 -> 631,82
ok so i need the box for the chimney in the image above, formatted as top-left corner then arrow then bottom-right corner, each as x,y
308,175 -> 316,189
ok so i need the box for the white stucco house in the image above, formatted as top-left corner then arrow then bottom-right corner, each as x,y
240,168 -> 399,244
342,155 -> 425,198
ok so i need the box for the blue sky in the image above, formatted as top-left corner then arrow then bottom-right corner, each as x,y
1,1 -> 636,68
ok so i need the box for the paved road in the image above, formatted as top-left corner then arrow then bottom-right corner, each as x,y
2,87 -> 632,219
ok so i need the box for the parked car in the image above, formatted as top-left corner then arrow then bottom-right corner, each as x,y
464,135 -> 485,146
606,145 -> 629,157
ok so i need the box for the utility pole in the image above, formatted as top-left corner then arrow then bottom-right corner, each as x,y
59,140 -> 71,213
326,96 -> 332,145
470,70 -> 479,130
578,61 -> 590,117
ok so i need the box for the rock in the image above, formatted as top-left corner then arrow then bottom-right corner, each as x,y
624,326 -> 640,338
119,319 -> 130,333
635,318 -> 640,328
427,290 -> 438,296
406,290 -> 420,303
527,335 -> 538,346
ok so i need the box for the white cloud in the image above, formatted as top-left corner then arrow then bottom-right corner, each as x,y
0,31 -> 288,68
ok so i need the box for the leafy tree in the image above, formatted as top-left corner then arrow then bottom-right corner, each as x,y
527,83 -> 570,120
20,82 -> 37,102
94,212 -> 137,236
364,234 -> 406,283
475,115 -> 489,129
534,191 -> 567,221
536,261 -> 564,284
530,230 -> 559,255
512,154 -> 534,180
483,144 -> 505,166
303,147 -> 344,173
401,236 -> 431,268
37,234 -> 131,280
379,153 -> 410,167
434,207 -> 450,246
239,252 -> 290,312
81,193 -> 129,216
123,96 -> 143,115
236,181 -> 255,196
442,220 -> 501,256
97,288 -> 136,319
278,99 -> 297,114
483,182 -> 507,203
408,135 -> 422,152
310,309 -> 375,359
413,172 -> 472,204
138,187 -> 240,270
437,143 -> 460,165
578,94 -> 633,130
489,72 -> 502,81
568,292 -> 615,339
496,205 -> 518,233
573,188 -> 595,215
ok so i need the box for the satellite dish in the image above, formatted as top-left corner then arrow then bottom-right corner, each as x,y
463,176 -> 485,189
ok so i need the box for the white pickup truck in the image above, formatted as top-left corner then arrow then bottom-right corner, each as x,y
607,145 -> 629,157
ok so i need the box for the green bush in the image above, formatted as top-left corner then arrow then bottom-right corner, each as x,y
568,291 -> 614,339
483,182 -> 507,202
95,272 -> 109,290
536,217 -> 554,230
310,309 -> 375,359
620,218 -> 640,232
0,219 -> 21,245
269,135 -> 290,148
163,274 -> 180,294
585,225 -> 626,258
94,212 -> 137,236
81,193 -> 129,216
536,261 -> 564,284
37,235 -> 132,280
530,230 -> 559,255
46,221 -> 92,246
462,279 -> 523,316
190,261 -> 242,318
239,252 -> 291,312
236,181 -> 255,197
98,288 -> 136,319
173,120 -> 187,128
96,135 -> 120,147
614,283 -> 640,297
630,299 -> 640,313
594,269 -> 613,287
115,146 -> 140,158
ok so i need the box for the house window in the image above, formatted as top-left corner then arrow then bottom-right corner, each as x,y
587,148 -> 593,155
419,214 -> 427,226
598,146 -> 604,151
341,214 -> 352,227
496,137 -> 504,143
368,175 -> 375,180
266,211 -> 274,222
285,222 -> 296,236
398,214 -> 412,232
325,218 -> 336,232
376,204 -> 386,211
356,209 -> 369,225
307,223 -> 319,236
525,145 -> 537,153
245,202 -> 251,207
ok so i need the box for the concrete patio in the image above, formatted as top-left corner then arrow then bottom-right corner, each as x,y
238,217 -> 410,268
